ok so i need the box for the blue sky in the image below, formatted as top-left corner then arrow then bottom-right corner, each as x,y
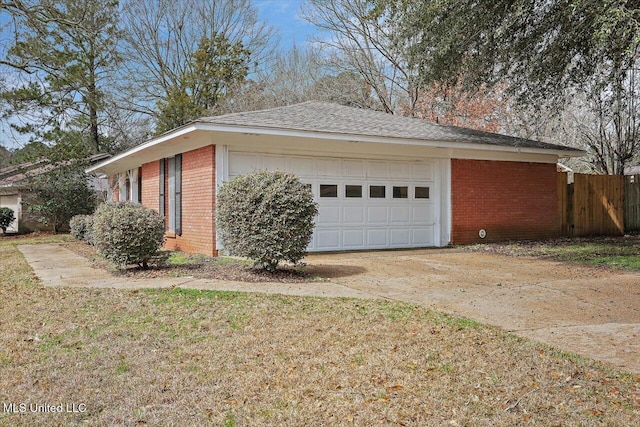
254,0 -> 318,49
0,0 -> 321,149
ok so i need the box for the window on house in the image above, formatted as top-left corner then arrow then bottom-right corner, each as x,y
345,185 -> 362,198
160,155 -> 182,235
320,184 -> 338,197
369,185 -> 385,198
159,160 -> 165,217
415,186 -> 430,199
137,167 -> 142,204
393,186 -> 408,198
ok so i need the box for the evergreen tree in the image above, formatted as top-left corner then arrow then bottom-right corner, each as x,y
1,0 -> 121,154
155,34 -> 250,134
376,0 -> 639,106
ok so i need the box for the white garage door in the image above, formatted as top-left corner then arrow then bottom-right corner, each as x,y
228,153 -> 439,251
0,195 -> 19,233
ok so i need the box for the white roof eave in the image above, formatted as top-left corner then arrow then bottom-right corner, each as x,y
87,122 -> 585,175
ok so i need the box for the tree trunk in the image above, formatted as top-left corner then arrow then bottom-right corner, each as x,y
88,52 -> 100,154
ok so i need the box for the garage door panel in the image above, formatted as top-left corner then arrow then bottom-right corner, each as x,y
290,156 -> 315,176
343,206 -> 364,224
390,229 -> 411,245
412,164 -> 434,181
412,206 -> 435,224
343,160 -> 365,177
317,229 -> 340,249
318,159 -> 340,176
412,228 -> 433,245
229,153 -> 258,176
262,155 -> 286,171
343,229 -> 364,248
389,163 -> 412,179
367,206 -> 388,223
367,161 -> 387,179
390,206 -> 411,223
367,229 -> 387,246
318,206 -> 340,224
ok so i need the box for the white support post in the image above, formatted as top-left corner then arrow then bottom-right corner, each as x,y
118,173 -> 127,201
128,169 -> 139,204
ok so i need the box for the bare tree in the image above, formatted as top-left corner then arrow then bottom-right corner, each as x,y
253,45 -> 324,108
499,61 -> 640,175
214,45 -> 377,114
301,0 -> 418,114
576,63 -> 640,175
118,0 -> 277,120
407,81 -> 509,133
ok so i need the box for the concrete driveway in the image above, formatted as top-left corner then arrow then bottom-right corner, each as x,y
19,244 -> 640,373
303,249 -> 640,373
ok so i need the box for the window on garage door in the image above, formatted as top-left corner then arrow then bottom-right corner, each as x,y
320,184 -> 338,197
415,186 -> 430,199
393,186 -> 408,198
345,185 -> 362,198
369,185 -> 385,198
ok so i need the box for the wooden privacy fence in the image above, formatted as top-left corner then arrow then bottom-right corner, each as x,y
558,173 -> 625,237
626,175 -> 640,233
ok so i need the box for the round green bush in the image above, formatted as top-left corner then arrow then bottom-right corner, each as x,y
217,170 -> 318,271
0,207 -> 15,233
92,202 -> 166,269
69,214 -> 94,243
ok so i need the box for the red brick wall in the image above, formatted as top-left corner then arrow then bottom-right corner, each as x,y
140,146 -> 217,256
451,159 -> 560,244
141,161 -> 160,211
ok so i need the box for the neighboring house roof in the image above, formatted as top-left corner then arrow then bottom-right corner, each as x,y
88,101 -> 585,175
0,154 -> 111,191
198,101 -> 576,152
0,160 -> 50,190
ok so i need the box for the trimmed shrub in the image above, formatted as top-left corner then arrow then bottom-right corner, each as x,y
92,202 -> 166,269
217,170 -> 318,271
0,207 -> 15,233
69,214 -> 94,243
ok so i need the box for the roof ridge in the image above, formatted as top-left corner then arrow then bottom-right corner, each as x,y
199,100 -> 324,121
190,101 -> 579,152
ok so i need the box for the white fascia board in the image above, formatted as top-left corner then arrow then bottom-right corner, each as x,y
195,123 -> 586,158
87,122 -> 585,175
86,125 -> 199,174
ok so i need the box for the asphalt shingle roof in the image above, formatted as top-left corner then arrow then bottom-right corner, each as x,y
0,160 -> 48,188
198,101 -> 575,152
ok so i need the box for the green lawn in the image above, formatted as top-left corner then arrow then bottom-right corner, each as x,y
1,235 -> 639,426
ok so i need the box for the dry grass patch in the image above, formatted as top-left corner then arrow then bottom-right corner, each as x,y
1,237 -> 640,426
467,236 -> 640,271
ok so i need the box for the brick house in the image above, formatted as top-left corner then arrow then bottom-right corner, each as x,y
87,102 -> 583,256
